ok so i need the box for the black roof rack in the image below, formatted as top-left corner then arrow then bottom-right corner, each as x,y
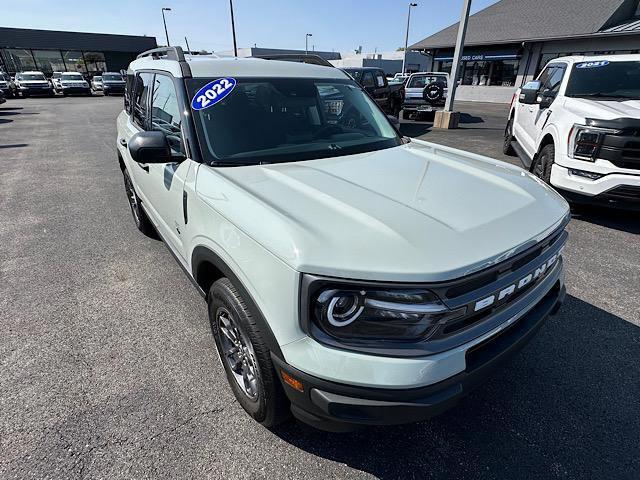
251,54 -> 334,68
137,46 -> 186,61
136,46 -> 192,77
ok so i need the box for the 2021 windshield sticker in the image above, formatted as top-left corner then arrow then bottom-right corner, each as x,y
191,78 -> 237,111
576,61 -> 610,69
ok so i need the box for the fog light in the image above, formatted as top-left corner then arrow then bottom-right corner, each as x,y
568,169 -> 604,180
281,370 -> 304,392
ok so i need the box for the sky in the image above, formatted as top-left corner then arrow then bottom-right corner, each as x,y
3,0 -> 500,54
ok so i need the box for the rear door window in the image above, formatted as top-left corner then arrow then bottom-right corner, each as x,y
362,71 -> 375,88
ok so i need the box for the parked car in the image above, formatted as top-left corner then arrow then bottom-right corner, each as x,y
342,67 -> 404,116
0,72 -> 16,98
0,88 -> 6,105
505,54 -> 640,210
51,72 -> 64,91
14,71 -> 54,97
55,72 -> 91,96
402,72 -> 450,119
389,72 -> 410,85
101,72 -> 125,95
117,46 -> 569,432
91,75 -> 103,91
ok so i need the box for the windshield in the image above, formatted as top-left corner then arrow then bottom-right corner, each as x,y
20,74 -> 45,81
188,77 -> 400,165
103,74 -> 123,81
566,61 -> 640,99
407,75 -> 447,88
93,76 -> 102,81
62,73 -> 84,80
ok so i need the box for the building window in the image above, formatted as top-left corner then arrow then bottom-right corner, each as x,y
5,49 -> 36,72
83,52 -> 107,74
32,50 -> 66,74
62,51 -> 87,73
438,60 -> 453,74
490,59 -> 519,86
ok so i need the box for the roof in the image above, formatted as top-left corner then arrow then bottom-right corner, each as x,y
0,27 -> 157,53
410,0 -> 634,49
601,17 -> 640,33
129,56 -> 350,80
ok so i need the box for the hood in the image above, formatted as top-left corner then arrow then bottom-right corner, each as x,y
563,97 -> 640,120
196,140 -> 569,282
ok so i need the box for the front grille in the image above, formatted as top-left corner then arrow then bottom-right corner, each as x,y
603,185 -> 640,201
600,135 -> 640,170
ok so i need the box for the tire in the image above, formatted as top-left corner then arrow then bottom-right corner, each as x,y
103,91 -> 109,96
122,168 -> 155,236
532,143 -> 555,184
503,118 -> 517,156
208,278 -> 290,428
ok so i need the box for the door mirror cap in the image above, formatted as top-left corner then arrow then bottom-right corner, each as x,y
519,80 -> 542,105
128,131 -> 171,164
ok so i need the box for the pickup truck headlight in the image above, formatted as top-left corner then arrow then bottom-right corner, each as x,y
312,286 -> 465,341
568,124 -> 619,161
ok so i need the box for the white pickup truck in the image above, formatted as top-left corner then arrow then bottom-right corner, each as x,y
505,55 -> 640,210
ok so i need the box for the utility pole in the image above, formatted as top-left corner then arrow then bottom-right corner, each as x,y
305,33 -> 313,55
229,0 -> 238,56
402,3 -> 417,73
161,7 -> 172,47
444,0 -> 472,113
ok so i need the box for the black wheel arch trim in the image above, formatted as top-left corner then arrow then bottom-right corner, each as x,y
191,246 -> 284,358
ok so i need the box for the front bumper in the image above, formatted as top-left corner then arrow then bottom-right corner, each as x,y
20,86 -> 53,94
551,164 -> 640,210
62,86 -> 91,94
103,84 -> 125,94
274,269 -> 566,432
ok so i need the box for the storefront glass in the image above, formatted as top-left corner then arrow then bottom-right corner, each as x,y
62,51 -> 87,73
83,52 -> 107,74
32,50 -> 66,74
5,49 -> 36,72
436,58 -> 519,86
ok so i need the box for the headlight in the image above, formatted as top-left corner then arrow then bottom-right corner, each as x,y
312,286 -> 465,341
568,124 -> 619,161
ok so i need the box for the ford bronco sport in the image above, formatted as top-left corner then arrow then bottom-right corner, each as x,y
117,47 -> 569,431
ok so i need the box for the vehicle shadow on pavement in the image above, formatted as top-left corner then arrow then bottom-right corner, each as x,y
272,295 -> 639,479
0,118 -> 13,125
571,206 -> 640,235
0,144 -> 28,149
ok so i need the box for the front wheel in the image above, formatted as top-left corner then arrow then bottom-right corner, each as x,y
503,118 -> 516,156
208,278 -> 290,428
122,168 -> 155,236
532,143 -> 555,184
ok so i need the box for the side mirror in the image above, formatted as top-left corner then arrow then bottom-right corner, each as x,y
387,114 -> 400,127
519,80 -> 541,105
128,131 -> 171,164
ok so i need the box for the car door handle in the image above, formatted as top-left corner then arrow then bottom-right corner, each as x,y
119,138 -> 127,147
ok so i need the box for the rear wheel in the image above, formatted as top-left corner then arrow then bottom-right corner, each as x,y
208,278 -> 290,428
532,143 -> 555,184
122,168 -> 155,236
503,118 -> 516,156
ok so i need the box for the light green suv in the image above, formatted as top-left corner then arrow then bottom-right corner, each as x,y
117,47 -> 570,432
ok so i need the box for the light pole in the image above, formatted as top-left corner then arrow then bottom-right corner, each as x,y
229,0 -> 238,57
305,33 -> 313,55
161,7 -> 171,47
402,3 -> 417,74
444,0 -> 472,113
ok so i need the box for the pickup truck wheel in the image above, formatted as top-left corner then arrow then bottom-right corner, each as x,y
208,278 -> 290,428
503,118 -> 516,156
122,169 -> 155,236
533,144 -> 554,184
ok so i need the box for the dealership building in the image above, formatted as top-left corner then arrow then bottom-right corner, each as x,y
0,27 -> 157,77
410,0 -> 640,102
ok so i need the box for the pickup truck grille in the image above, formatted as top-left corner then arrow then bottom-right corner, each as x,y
599,131 -> 640,170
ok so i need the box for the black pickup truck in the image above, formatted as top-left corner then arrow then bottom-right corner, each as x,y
342,67 -> 404,117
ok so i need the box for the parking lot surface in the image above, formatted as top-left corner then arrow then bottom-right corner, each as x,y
1,97 -> 638,480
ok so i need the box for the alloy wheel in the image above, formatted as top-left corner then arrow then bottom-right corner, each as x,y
216,307 -> 260,401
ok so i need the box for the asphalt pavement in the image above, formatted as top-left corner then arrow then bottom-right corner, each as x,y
0,97 -> 638,479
